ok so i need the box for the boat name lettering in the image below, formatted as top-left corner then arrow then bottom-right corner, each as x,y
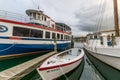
46,68 -> 60,73
0,25 -> 8,32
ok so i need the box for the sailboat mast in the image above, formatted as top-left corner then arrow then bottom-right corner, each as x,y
113,0 -> 119,37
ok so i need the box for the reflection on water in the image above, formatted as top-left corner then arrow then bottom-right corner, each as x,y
80,56 -> 105,80
75,42 -> 105,80
85,48 -> 120,80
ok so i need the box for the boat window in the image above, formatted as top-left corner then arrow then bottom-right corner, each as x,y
39,15 -> 42,21
42,16 -> 44,21
61,34 -> 63,40
52,32 -> 56,39
13,26 -> 43,38
64,35 -> 69,40
33,13 -> 36,19
67,36 -> 70,40
45,31 -> 50,38
66,35 -> 69,40
44,17 -> 46,21
90,35 -> 93,39
100,36 -> 103,45
94,35 -> 97,39
30,29 -> 43,38
64,35 -> 66,40
57,33 -> 60,39
38,15 -> 40,20
13,27 -> 30,37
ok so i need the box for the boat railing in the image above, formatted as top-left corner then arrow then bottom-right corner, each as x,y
0,10 -> 30,22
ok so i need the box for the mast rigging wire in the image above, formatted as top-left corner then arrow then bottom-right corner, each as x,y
91,0 -> 107,48
31,0 -> 40,10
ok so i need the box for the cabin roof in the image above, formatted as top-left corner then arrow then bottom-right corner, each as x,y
55,22 -> 71,30
26,9 -> 50,18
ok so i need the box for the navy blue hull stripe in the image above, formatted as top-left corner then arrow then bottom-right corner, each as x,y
0,36 -> 70,41
0,43 -> 71,56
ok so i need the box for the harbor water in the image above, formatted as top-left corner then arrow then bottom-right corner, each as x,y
75,42 -> 105,80
22,42 -> 106,80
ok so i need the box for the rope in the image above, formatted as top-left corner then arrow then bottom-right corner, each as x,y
91,0 -> 107,49
58,64 -> 69,80
0,43 -> 16,52
91,0 -> 103,48
97,0 -> 106,33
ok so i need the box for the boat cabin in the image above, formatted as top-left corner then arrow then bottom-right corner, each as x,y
86,32 -> 115,47
55,23 -> 71,34
86,33 -> 100,45
26,9 -> 55,29
0,9 -> 72,41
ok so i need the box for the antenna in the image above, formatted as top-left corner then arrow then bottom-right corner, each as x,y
38,6 -> 39,10
31,0 -> 40,10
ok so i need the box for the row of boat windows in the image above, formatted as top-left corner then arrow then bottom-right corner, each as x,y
13,27 -> 71,40
29,13 -> 47,21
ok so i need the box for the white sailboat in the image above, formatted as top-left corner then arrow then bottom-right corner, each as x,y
84,0 -> 120,79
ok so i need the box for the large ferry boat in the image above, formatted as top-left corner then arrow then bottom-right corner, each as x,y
0,9 -> 72,58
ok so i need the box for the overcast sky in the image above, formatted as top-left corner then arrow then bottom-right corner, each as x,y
0,0 -> 120,37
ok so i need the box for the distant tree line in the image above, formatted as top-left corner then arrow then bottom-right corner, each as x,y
73,36 -> 86,42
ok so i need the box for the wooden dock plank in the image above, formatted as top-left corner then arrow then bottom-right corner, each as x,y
0,51 -> 56,80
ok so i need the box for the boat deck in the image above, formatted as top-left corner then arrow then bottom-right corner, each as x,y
58,48 -> 80,60
40,48 -> 82,68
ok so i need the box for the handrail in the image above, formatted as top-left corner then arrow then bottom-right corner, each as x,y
0,10 -> 29,22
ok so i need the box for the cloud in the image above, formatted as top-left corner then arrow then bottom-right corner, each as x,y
0,0 -> 120,37
74,0 -> 120,33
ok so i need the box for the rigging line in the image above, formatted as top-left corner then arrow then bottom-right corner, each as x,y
94,0 -> 106,48
95,0 -> 106,49
94,0 -> 103,33
105,0 -> 110,31
98,0 -> 106,33
36,0 -> 40,10
31,0 -> 39,9
93,0 -> 103,32
91,0 -> 104,48
96,0 -> 105,33
91,0 -> 106,49
106,14 -> 109,31
31,0 -> 37,9
58,63 -> 69,80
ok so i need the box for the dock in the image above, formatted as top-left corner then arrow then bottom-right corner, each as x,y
0,51 -> 56,80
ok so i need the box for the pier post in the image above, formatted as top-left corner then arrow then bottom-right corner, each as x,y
54,38 -> 57,53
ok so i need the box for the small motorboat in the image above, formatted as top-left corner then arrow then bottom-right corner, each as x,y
37,48 -> 84,80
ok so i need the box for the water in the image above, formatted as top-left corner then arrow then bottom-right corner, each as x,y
21,42 -> 106,80
80,56 -> 105,80
75,42 -> 105,80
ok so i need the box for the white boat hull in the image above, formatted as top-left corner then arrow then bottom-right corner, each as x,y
37,58 -> 82,80
37,48 -> 84,80
84,44 -> 120,70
